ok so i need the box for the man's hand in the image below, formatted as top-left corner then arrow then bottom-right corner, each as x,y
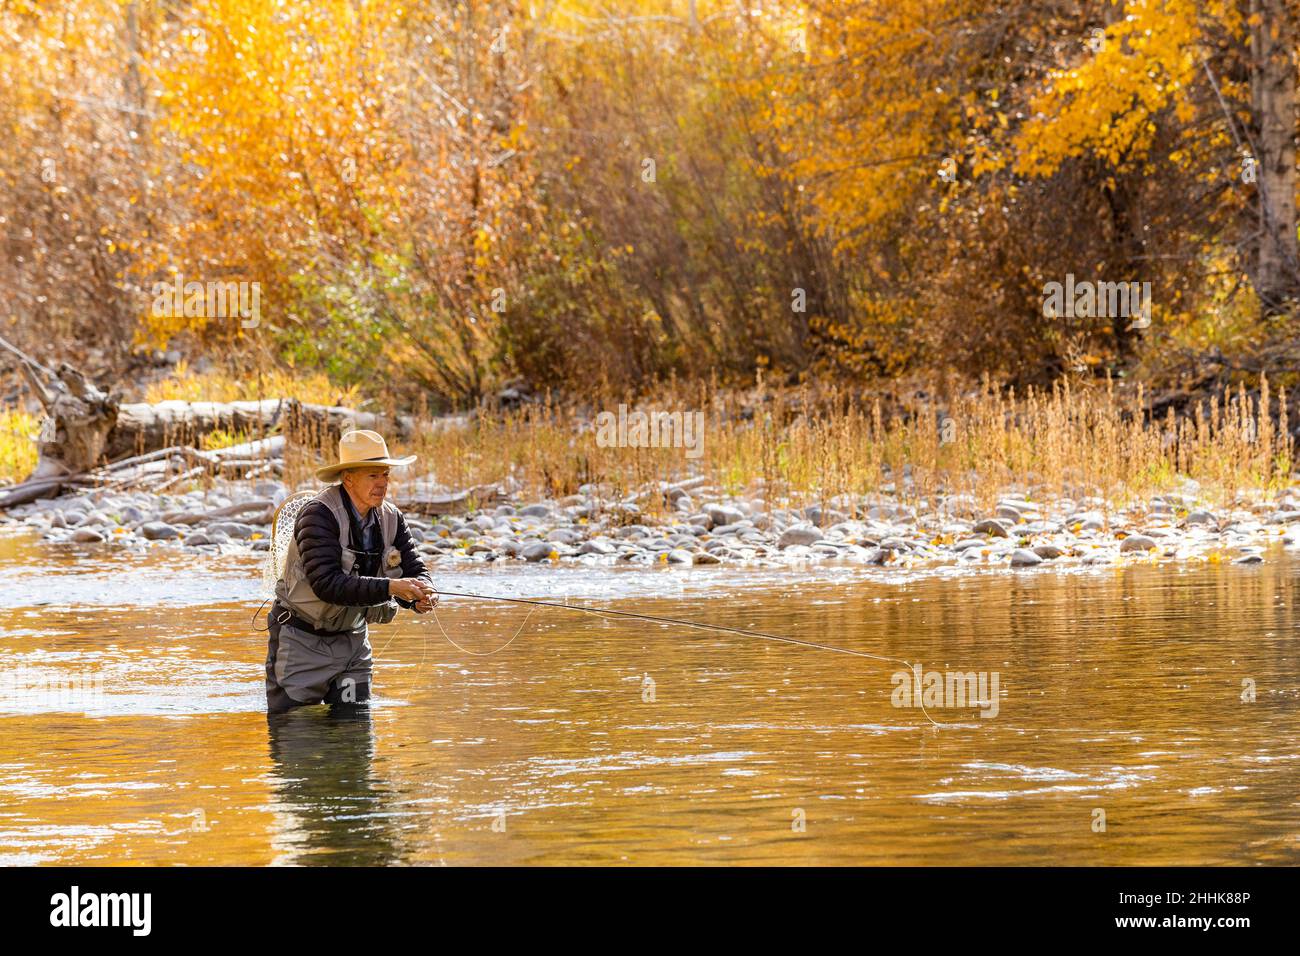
389,577 -> 433,603
413,591 -> 438,614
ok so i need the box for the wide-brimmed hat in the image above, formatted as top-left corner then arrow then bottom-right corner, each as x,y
316,429 -> 417,481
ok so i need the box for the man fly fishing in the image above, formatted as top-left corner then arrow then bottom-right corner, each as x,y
265,429 -> 437,713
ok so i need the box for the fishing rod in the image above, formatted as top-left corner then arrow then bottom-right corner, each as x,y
426,589 -> 943,728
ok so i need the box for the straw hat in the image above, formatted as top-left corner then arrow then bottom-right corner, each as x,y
316,429 -> 417,481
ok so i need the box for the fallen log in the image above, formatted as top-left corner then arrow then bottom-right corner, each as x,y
162,498 -> 276,525
394,483 -> 502,516
0,334 -> 415,504
0,474 -> 96,509
105,400 -> 413,460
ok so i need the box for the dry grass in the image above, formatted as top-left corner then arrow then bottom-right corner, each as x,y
1,376 -> 1292,515
402,375 -> 1294,519
143,361 -> 362,408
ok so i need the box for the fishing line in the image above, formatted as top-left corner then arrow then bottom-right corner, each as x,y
428,589 -> 943,728
431,601 -> 538,657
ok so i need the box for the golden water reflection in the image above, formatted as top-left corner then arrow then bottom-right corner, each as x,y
0,532 -> 1297,865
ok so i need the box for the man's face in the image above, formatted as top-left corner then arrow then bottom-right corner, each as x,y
344,467 -> 391,507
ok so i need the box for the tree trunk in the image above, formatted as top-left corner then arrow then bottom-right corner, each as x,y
1250,0 -> 1299,311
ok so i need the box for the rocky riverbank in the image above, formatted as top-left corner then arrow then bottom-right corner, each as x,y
5,473 -> 1300,572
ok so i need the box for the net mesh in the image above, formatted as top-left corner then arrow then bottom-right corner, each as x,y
261,491 -> 316,598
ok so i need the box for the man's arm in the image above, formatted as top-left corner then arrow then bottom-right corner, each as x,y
390,511 -> 435,609
296,501 -> 392,607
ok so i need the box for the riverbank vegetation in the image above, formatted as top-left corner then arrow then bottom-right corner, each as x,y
6,370 -> 1289,522
3,1 -> 1300,501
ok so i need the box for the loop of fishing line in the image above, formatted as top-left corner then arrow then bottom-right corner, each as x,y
429,602 -> 538,657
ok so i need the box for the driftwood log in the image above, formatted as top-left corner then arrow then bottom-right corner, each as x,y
0,335 -> 416,507
105,398 -> 414,460
393,483 -> 502,516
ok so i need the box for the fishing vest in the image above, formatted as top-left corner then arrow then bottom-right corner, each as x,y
274,484 -> 403,632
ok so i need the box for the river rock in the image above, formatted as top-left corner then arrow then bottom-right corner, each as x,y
579,539 -> 616,556
1185,510 -> 1217,526
972,518 -> 1009,537
518,503 -> 552,518
141,522 -> 182,540
522,542 -> 556,562
1119,535 -> 1157,553
1010,548 -> 1043,567
206,521 -> 256,539
665,486 -> 692,505
778,527 -> 822,548
120,505 -> 146,524
1074,512 -> 1106,531
666,549 -> 695,565
704,503 -> 746,526
71,528 -> 104,543
1032,544 -> 1065,559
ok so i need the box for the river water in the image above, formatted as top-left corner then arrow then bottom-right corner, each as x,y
0,529 -> 1296,865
